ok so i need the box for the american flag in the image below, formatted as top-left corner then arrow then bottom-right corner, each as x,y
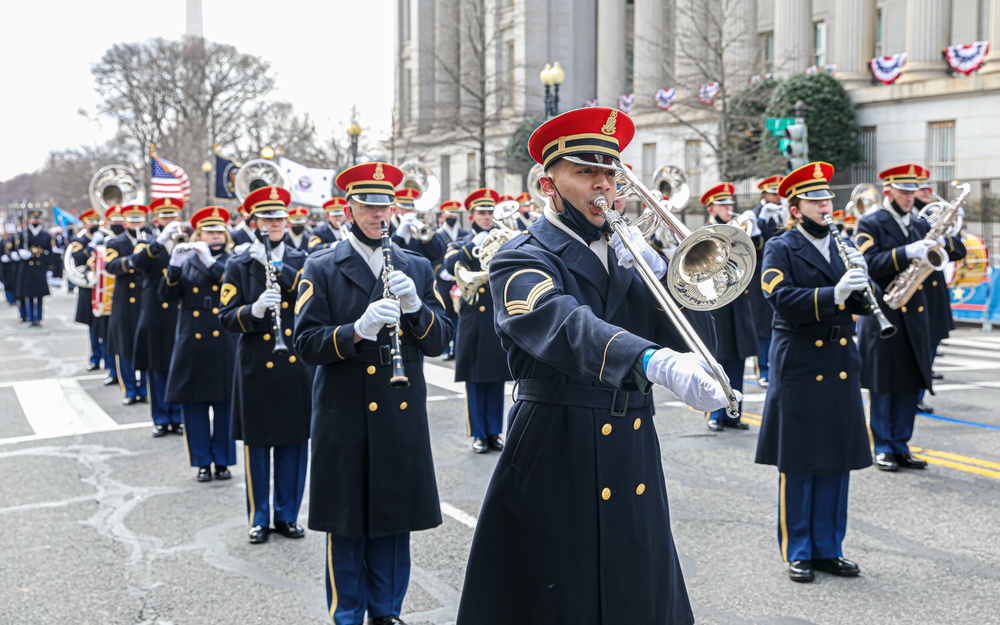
150,156 -> 191,199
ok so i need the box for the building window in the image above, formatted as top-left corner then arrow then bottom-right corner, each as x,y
813,21 -> 826,66
440,154 -> 451,201
926,121 -> 956,190
684,139 -> 702,201
852,126 -> 877,185
507,42 -> 516,107
641,143 -> 657,185
400,0 -> 410,42
760,32 -> 774,73
874,9 -> 883,57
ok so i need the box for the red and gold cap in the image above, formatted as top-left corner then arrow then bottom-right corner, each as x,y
287,207 -> 309,224
465,188 -> 501,211
244,186 -> 291,218
395,187 -> 420,210
106,205 -> 124,223
757,175 -> 783,194
516,192 -> 532,206
778,162 -> 835,200
335,162 -> 404,206
149,197 -> 184,217
440,200 -> 464,214
844,211 -> 857,228
80,209 -> 100,224
237,203 -> 249,218
322,197 -> 347,215
701,183 -> 735,207
878,163 -> 925,191
528,107 -> 635,170
191,206 -> 230,232
121,203 -> 150,223
916,166 -> 933,190
831,208 -> 846,226
498,194 -> 514,203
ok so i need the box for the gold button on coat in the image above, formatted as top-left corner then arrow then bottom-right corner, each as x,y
129,297 -> 135,303
161,302 -> 168,309
815,374 -> 824,382
839,338 -> 848,346
400,402 -> 408,410
918,285 -> 923,291
212,307 -> 220,314
263,333 -> 271,341
601,488 -> 611,501
129,282 -> 135,288
918,306 -> 924,312
212,330 -> 220,337
367,365 -> 376,375
192,287 -> 199,293
284,329 -> 292,336
265,361 -> 274,369
195,333 -> 202,340
901,306 -> 908,313
815,340 -> 823,348
601,423 -> 612,436
478,287 -> 485,293
281,301 -> 289,309
838,304 -> 846,310
212,285 -> 219,292
288,356 -> 296,363
192,310 -> 200,317
633,418 -> 641,430
479,305 -> 486,312
636,483 -> 646,495
932,280 -> 938,287
369,402 -> 378,412
839,371 -> 848,380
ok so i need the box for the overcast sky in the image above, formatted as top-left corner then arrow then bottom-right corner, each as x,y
0,0 -> 394,181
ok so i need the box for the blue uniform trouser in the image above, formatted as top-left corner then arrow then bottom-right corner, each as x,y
869,391 -> 919,455
778,472 -> 850,562
326,532 -> 411,625
114,355 -> 147,399
181,402 -> 236,468
466,381 -> 505,438
26,297 -> 43,322
4,289 -> 15,304
147,369 -> 182,426
709,358 -> 746,424
88,325 -> 105,366
757,336 -> 772,380
17,298 -> 26,320
244,441 -> 308,529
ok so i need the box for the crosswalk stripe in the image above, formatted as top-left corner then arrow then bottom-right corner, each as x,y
12,379 -> 117,438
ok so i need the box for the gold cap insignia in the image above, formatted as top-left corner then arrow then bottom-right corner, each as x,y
907,164 -> 916,176
212,207 -> 220,218
269,187 -> 279,200
601,110 -> 618,136
164,199 -> 174,207
813,163 -> 823,180
373,163 -> 385,180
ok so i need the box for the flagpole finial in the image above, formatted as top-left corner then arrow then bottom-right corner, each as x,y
212,143 -> 219,155
149,143 -> 157,157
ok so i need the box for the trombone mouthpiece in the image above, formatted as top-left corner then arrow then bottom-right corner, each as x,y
594,195 -> 609,210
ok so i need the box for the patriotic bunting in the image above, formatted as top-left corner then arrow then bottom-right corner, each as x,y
749,73 -> 775,84
944,41 -> 990,75
699,81 -> 721,105
617,93 -> 635,113
654,88 -> 676,110
805,64 -> 837,75
870,53 -> 907,85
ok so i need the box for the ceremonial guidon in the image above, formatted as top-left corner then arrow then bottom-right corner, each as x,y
219,185 -> 313,545
104,203 -> 150,405
749,175 -> 784,385
159,206 -> 238,483
756,162 -> 874,583
307,197 -> 349,253
458,108 -> 729,625
443,188 -> 513,453
433,199 -> 469,359
132,197 -> 185,436
854,164 -> 964,472
14,207 -> 52,326
68,210 -> 107,370
294,162 -> 453,625
283,207 -> 310,252
391,186 -> 445,262
700,182 -> 757,431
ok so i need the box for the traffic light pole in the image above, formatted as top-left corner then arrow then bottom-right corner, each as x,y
783,99 -> 809,173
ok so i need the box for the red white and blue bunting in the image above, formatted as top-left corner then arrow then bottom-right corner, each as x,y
617,93 -> 635,113
749,73 -> 775,84
944,41 -> 990,75
699,81 -> 721,105
583,98 -> 598,108
655,88 -> 676,110
805,64 -> 837,75
870,53 -> 907,85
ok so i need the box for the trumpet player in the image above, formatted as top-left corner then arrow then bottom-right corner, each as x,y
391,187 -> 445,262
293,162 -> 452,625
219,185 -> 313,544
307,197 -> 349,253
756,162 -> 874,583
433,200 -> 469,360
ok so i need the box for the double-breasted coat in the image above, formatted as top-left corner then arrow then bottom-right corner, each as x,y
131,239 -> 179,372
159,252 -> 236,403
219,246 -> 313,446
755,228 -> 874,474
306,222 -> 344,253
457,215 -> 703,625
229,225 -> 254,247
104,231 -> 147,360
16,227 -> 51,299
747,202 -> 783,338
293,239 -> 453,538
433,225 -> 469,320
68,233 -> 96,325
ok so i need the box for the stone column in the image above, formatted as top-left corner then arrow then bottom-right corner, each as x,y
434,0 -> 460,127
412,0 -> 436,133
835,0 -> 876,87
978,0 -> 1000,74
723,0 -> 756,87
774,0 -> 812,76
898,0 -> 951,83
633,0 -> 673,111
597,0 -> 627,107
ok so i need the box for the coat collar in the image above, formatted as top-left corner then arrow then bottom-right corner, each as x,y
785,227 -> 842,281
529,214 -> 610,297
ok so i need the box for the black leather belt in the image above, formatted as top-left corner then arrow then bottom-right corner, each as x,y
516,378 -> 651,417
773,319 -> 853,342
354,344 -> 422,365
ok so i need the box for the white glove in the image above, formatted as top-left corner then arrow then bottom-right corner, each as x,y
645,348 -> 735,412
904,239 -> 935,260
356,298 -> 401,341
610,226 -> 667,279
834,267 -> 869,305
759,202 -> 782,221
89,232 -> 105,248
472,230 -> 490,247
18,249 -> 31,260
936,236 -> 947,247
738,210 -> 762,236
438,268 -> 454,282
156,221 -> 182,245
168,243 -> 195,268
233,242 -> 251,256
248,241 -> 267,266
1,254 -> 8,263
386,270 -> 421,313
398,212 -> 420,235
192,241 -> 214,266
844,247 -> 868,273
250,287 -> 281,318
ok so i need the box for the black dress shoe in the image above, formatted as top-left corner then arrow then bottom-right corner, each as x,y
86,363 -> 100,371
813,557 -> 860,577
248,525 -> 269,544
103,377 -> 119,386
472,437 -> 489,453
123,397 -> 138,406
931,372 -> 944,380
787,560 -> 814,583
707,418 -> 724,432
168,423 -> 184,435
916,402 -> 933,413
874,452 -> 898,472
723,420 -> 750,430
272,521 -> 305,538
487,434 -> 504,451
197,466 -> 212,482
368,616 -> 407,625
214,466 -> 232,480
895,451 -> 928,469
135,395 -> 148,404
152,424 -> 168,437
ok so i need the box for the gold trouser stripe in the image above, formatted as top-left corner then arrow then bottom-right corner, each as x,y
183,423 -> 191,466
465,388 -> 472,437
115,355 -> 127,399
599,331 -> 627,382
779,472 -> 789,562
244,444 -> 256,525
327,534 -> 339,621
813,288 -> 820,322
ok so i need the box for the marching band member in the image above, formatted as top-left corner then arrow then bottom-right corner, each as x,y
131,198 -> 185,436
160,206 -> 237,482
392,187 -> 445,262
513,191 -> 535,230
283,207 -> 311,252
434,200 -> 469,360
307,197 -> 349,253
458,108 -> 730,625
229,205 -> 255,247
104,203 -> 149,407
443,189 -> 513,453
750,175 -> 784,386
219,185 -> 312,544
756,162 -> 874,583
16,207 -> 52,326
68,210 -> 105,371
294,162 -> 453,625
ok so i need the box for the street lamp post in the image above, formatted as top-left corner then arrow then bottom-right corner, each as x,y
540,63 -> 553,117
539,62 -> 565,118
260,145 -> 275,160
201,160 -> 213,207
347,121 -> 362,166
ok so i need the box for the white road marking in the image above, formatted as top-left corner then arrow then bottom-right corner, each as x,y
0,421 -> 150,447
440,501 -> 478,529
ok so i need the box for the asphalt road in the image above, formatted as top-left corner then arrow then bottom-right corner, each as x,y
2,288 -> 999,625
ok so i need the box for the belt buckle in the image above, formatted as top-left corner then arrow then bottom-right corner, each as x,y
610,389 -> 629,417
828,325 -> 841,342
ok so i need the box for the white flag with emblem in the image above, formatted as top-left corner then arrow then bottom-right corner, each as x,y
278,157 -> 336,207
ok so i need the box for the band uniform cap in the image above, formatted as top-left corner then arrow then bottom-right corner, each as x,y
244,185 -> 291,218
106,204 -> 124,222
80,209 -> 100,224
395,187 -> 421,209
149,197 -> 185,217
498,194 -> 514,203
516,192 -> 532,206
528,107 -> 636,170
465,188 -> 501,211
440,200 -> 464,213
323,197 -> 347,214
916,165 -> 933,189
287,207 -> 309,224
701,182 -> 736,207
191,206 -> 230,232
27,207 -> 45,219
336,162 -> 403,206
121,203 -> 150,223
843,211 -> 857,227
778,162 -> 836,200
757,175 -> 783,193
878,163 -> 923,191
237,203 -> 249,218
831,208 -> 846,226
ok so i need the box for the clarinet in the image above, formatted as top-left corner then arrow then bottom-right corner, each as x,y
259,228 -> 290,354
380,221 -> 409,388
823,215 -> 896,339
